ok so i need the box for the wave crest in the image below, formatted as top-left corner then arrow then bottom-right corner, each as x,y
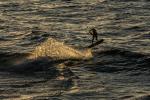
29,38 -> 92,60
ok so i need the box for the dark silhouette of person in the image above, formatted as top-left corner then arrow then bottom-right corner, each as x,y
89,28 -> 98,44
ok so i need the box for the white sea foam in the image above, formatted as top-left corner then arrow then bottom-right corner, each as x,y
29,38 -> 92,60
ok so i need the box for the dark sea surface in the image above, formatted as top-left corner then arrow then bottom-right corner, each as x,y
0,0 -> 150,100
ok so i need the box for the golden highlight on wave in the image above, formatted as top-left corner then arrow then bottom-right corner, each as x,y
29,38 -> 92,60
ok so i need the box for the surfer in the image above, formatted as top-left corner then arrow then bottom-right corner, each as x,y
89,28 -> 98,44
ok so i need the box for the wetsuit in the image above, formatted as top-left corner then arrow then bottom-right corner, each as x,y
89,28 -> 98,44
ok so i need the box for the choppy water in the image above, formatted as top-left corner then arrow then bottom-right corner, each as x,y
0,0 -> 150,100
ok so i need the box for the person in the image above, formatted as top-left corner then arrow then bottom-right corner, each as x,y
89,28 -> 98,44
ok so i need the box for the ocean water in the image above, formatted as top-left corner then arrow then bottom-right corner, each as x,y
0,0 -> 150,100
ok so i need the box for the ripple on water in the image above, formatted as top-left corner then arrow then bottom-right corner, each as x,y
0,0 -> 150,99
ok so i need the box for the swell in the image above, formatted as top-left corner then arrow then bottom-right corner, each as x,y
0,47 -> 149,75
81,48 -> 150,74
0,37 -> 92,78
0,52 -> 29,67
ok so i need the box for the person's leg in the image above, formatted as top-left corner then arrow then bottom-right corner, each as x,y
92,35 -> 94,44
96,34 -> 98,41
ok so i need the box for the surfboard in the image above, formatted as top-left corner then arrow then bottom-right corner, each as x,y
87,39 -> 104,48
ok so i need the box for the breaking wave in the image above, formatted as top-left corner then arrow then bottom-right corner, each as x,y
28,38 -> 92,60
